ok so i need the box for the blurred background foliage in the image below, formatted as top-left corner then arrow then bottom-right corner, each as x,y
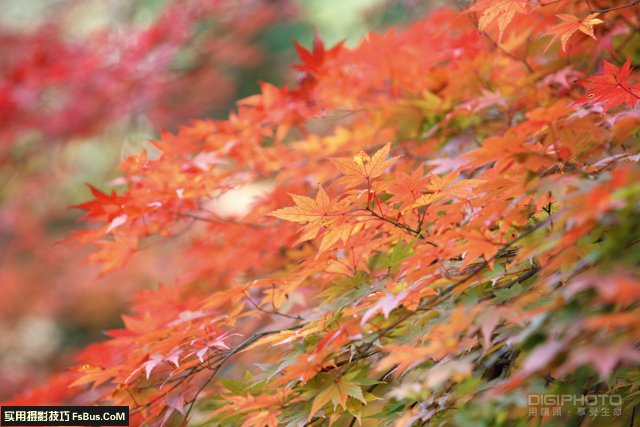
0,0 -> 432,401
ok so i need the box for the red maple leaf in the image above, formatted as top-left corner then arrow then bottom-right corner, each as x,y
575,59 -> 640,111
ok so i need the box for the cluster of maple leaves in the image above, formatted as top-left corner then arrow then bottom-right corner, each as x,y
7,0 -> 640,426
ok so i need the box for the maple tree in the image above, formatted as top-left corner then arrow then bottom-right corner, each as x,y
5,0 -> 640,426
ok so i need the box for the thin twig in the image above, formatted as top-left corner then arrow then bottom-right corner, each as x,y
173,210 -> 268,228
365,207 -> 438,247
244,293 -> 303,321
592,0 -> 640,13
181,323 -> 306,423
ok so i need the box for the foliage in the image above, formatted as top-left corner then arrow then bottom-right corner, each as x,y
7,1 -> 640,426
0,0 -> 296,398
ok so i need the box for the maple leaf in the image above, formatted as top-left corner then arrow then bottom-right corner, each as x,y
307,372 -> 366,421
407,173 -> 484,211
576,59 -> 640,110
565,274 -> 640,306
293,33 -> 342,77
387,164 -> 429,206
424,358 -> 473,389
545,13 -> 604,52
166,394 -> 186,416
269,186 -> 342,224
240,410 -> 280,427
472,0 -> 532,42
559,344 -> 640,378
141,349 -> 181,379
317,221 -> 356,254
521,340 -> 565,374
211,389 -> 292,420
105,214 -> 128,234
269,186 -> 353,247
459,229 -> 501,268
86,234 -> 138,276
69,364 -> 114,389
293,32 -> 343,94
361,289 -> 408,325
330,143 -> 398,189
161,394 -> 187,427
73,184 -> 126,222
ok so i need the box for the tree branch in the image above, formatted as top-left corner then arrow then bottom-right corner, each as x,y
365,207 -> 438,247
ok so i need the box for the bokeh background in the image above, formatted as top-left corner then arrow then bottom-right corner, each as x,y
0,0 -> 432,401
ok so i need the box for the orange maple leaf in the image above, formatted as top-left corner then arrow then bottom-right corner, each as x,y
472,0 -> 532,42
69,364 -> 114,389
330,143 -> 398,189
269,186 -> 345,224
269,186 -> 352,245
87,234 -> 138,276
545,13 -> 604,52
